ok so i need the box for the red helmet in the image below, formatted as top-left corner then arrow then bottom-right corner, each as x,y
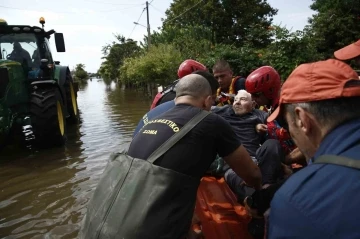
177,59 -> 207,78
245,66 -> 281,101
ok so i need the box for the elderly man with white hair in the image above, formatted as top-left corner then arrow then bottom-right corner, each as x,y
212,89 -> 286,201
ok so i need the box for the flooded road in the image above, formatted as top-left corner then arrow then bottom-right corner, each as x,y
0,80 -> 152,238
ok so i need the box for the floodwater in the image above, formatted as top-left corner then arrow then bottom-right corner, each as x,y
0,80 -> 152,238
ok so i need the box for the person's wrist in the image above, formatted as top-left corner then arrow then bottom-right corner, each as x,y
245,196 -> 255,208
244,196 -> 263,218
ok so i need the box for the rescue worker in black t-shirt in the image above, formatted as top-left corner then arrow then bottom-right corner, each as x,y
128,74 -> 262,238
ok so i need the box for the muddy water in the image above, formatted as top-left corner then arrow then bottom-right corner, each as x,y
0,80 -> 152,238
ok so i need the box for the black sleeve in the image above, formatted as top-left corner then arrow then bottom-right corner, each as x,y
211,107 -> 220,114
214,114 -> 242,157
254,109 -> 268,124
253,110 -> 268,144
260,111 -> 269,124
211,105 -> 227,115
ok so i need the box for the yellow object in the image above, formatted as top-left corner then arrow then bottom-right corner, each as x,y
0,18 -> 8,25
57,101 -> 65,136
39,17 -> 45,25
70,82 -> 78,116
216,77 -> 239,106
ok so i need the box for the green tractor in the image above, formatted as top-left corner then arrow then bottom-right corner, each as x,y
0,17 -> 79,149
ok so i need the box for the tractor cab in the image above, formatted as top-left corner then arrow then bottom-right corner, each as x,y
0,18 -> 79,150
0,18 -> 65,79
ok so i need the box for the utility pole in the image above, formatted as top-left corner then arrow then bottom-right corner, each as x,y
146,1 -> 151,49
143,1 -> 152,97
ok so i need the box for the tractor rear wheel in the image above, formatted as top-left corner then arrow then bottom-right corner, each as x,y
65,75 -> 79,124
30,86 -> 66,148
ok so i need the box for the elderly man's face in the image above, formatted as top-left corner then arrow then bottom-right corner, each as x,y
233,91 -> 254,115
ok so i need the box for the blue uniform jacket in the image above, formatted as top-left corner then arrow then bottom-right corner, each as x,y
268,118 -> 360,239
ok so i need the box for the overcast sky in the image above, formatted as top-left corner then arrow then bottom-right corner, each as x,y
1,0 -> 315,73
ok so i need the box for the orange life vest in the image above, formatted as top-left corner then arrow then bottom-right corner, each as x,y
216,76 -> 241,106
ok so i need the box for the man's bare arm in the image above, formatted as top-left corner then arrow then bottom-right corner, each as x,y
223,145 -> 262,190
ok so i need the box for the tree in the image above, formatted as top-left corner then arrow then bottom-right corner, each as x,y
74,63 -> 88,82
147,25 -> 213,59
259,25 -> 324,80
163,0 -> 277,48
308,0 -> 360,58
198,43 -> 264,76
98,34 -> 142,83
119,44 -> 183,87
98,61 -> 113,85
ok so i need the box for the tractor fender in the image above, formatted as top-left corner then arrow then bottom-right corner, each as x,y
55,65 -> 78,94
54,65 -> 72,111
55,65 -> 71,88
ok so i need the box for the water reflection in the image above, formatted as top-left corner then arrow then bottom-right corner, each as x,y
0,124 -> 86,238
105,82 -> 152,139
0,80 -> 152,238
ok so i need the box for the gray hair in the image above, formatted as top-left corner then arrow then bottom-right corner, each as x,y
284,97 -> 360,130
236,89 -> 252,100
175,74 -> 212,99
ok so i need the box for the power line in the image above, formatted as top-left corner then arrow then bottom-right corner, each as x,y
83,0 -> 143,5
99,5 -> 140,13
0,4 -> 139,14
165,0 -> 204,23
128,7 -> 146,39
128,0 -> 204,40
0,5 -> 74,14
149,3 -> 163,14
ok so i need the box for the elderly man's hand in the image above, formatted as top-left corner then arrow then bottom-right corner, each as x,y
256,124 -> 268,133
